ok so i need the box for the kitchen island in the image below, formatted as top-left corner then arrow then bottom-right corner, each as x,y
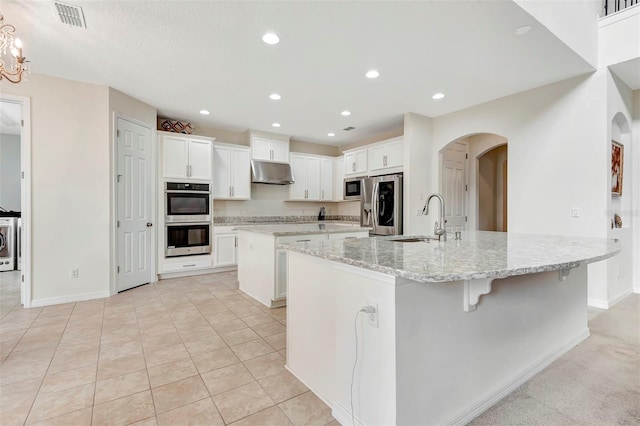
284,231 -> 620,425
237,223 -> 370,308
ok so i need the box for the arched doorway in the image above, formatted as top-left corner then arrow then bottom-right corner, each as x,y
478,144 -> 508,232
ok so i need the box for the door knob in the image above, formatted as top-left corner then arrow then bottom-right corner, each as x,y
146,223 -> 153,227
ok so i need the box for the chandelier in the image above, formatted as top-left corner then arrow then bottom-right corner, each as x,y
0,14 -> 29,83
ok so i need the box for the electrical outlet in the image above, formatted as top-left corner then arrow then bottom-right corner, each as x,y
571,207 -> 580,217
70,269 -> 79,278
367,301 -> 378,328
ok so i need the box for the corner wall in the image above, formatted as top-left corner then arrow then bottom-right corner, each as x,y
0,74 -> 112,305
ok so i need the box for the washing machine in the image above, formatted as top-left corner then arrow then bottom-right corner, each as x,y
0,217 -> 16,271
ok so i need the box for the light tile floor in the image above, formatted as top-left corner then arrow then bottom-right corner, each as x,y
0,271 -> 337,425
1,270 -> 638,425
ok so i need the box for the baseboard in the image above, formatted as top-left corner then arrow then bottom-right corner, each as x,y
447,328 -> 591,426
588,298 -> 609,309
158,266 -> 236,280
332,400 -> 364,426
588,289 -> 633,309
30,290 -> 111,307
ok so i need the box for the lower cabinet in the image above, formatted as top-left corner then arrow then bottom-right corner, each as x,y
213,226 -> 238,268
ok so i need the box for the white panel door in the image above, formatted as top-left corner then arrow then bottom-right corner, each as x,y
231,148 -> 251,199
214,233 -> 237,266
270,139 -> 289,162
251,137 -> 272,161
188,138 -> 212,180
385,138 -> 404,168
289,155 -> 307,200
305,157 -> 321,200
442,142 -> 467,232
213,144 -> 232,198
117,118 -> 153,292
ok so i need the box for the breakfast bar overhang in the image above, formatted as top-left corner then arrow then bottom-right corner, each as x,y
283,232 -> 620,425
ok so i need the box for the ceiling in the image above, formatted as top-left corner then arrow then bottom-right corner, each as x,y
3,0 -> 595,146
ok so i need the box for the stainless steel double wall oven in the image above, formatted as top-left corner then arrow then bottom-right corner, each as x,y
165,182 -> 212,257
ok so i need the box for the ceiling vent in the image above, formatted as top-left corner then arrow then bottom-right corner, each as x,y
343,126 -> 356,131
54,2 -> 87,28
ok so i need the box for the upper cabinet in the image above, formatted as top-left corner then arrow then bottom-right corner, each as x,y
161,132 -> 214,181
251,136 -> 290,162
343,148 -> 368,176
368,137 -> 404,174
289,153 -> 333,201
213,142 -> 251,200
333,156 -> 344,201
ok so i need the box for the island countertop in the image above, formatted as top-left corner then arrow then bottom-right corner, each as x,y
283,231 -> 620,282
236,223 -> 371,236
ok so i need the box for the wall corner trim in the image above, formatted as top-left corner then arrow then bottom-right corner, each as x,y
30,290 -> 111,308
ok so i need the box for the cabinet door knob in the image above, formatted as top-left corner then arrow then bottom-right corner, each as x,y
146,223 -> 153,227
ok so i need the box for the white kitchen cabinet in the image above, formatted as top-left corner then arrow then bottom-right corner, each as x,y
213,143 -> 251,200
161,132 -> 213,180
343,148 -> 367,176
333,156 -> 344,201
289,154 -> 321,201
320,158 -> 333,201
251,136 -> 289,162
368,137 -> 404,174
213,227 -> 238,267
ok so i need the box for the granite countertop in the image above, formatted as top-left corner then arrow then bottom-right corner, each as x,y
283,231 -> 621,283
236,223 -> 370,236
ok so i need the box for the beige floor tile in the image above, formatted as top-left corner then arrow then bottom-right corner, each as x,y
264,332 -> 287,351
48,347 -> 99,373
99,339 -> 144,362
252,321 -> 286,338
212,318 -> 248,333
0,327 -> 26,343
231,339 -> 276,361
229,305 -> 264,318
243,351 -> 286,380
27,382 -> 95,424
267,307 -> 287,322
259,370 -> 309,403
220,328 -> 261,346
201,363 -> 256,395
141,330 -> 184,348
0,377 -> 42,425
177,324 -> 219,343
151,375 -> 210,414
191,347 -> 240,374
92,390 -> 156,426
39,364 -> 96,394
129,416 -> 158,426
278,391 -> 334,426
212,381 -> 275,424
184,334 -> 227,353
30,407 -> 92,426
157,397 -> 224,426
0,355 -> 50,386
97,352 -> 146,381
241,314 -> 276,328
148,359 -> 198,388
229,405 -> 294,426
0,338 -> 17,362
95,369 -> 150,404
143,342 -> 191,368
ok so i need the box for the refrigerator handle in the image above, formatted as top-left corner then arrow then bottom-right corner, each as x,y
372,181 -> 379,231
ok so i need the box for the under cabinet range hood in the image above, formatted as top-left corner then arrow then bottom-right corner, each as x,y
250,160 -> 295,185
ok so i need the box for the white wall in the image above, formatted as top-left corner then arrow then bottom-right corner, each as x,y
515,0 -> 600,68
633,89 -> 640,294
598,5 -> 640,68
0,133 -> 21,211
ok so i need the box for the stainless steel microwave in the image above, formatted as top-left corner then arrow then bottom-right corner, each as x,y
165,182 -> 211,223
343,177 -> 363,200
165,223 -> 211,257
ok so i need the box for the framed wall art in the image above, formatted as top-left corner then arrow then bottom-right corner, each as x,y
611,140 -> 624,196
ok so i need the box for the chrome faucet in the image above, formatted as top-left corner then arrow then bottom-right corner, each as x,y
422,193 -> 447,241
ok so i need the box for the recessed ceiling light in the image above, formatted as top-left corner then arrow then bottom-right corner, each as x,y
432,93 -> 445,100
514,25 -> 532,35
341,110 -> 351,116
262,32 -> 280,45
272,122 -> 281,128
366,70 -> 380,79
269,93 -> 281,100
328,133 -> 335,137
199,110 -> 210,115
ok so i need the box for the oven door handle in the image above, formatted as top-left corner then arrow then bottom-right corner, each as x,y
165,190 -> 211,195
165,222 -> 211,227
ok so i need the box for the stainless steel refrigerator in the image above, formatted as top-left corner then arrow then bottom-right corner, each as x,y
361,173 -> 403,235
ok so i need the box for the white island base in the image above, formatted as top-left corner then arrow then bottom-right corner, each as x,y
286,251 -> 591,425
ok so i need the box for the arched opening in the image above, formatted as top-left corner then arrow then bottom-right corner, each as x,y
439,133 -> 508,233
478,144 -> 508,232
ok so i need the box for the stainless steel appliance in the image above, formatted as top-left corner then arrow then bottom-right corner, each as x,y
0,218 -> 16,271
166,222 -> 211,257
361,174 -> 403,236
17,218 -> 22,271
343,177 -> 364,200
165,182 -> 211,223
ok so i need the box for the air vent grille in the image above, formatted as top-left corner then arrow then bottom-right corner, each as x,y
343,126 -> 355,131
54,2 -> 87,28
